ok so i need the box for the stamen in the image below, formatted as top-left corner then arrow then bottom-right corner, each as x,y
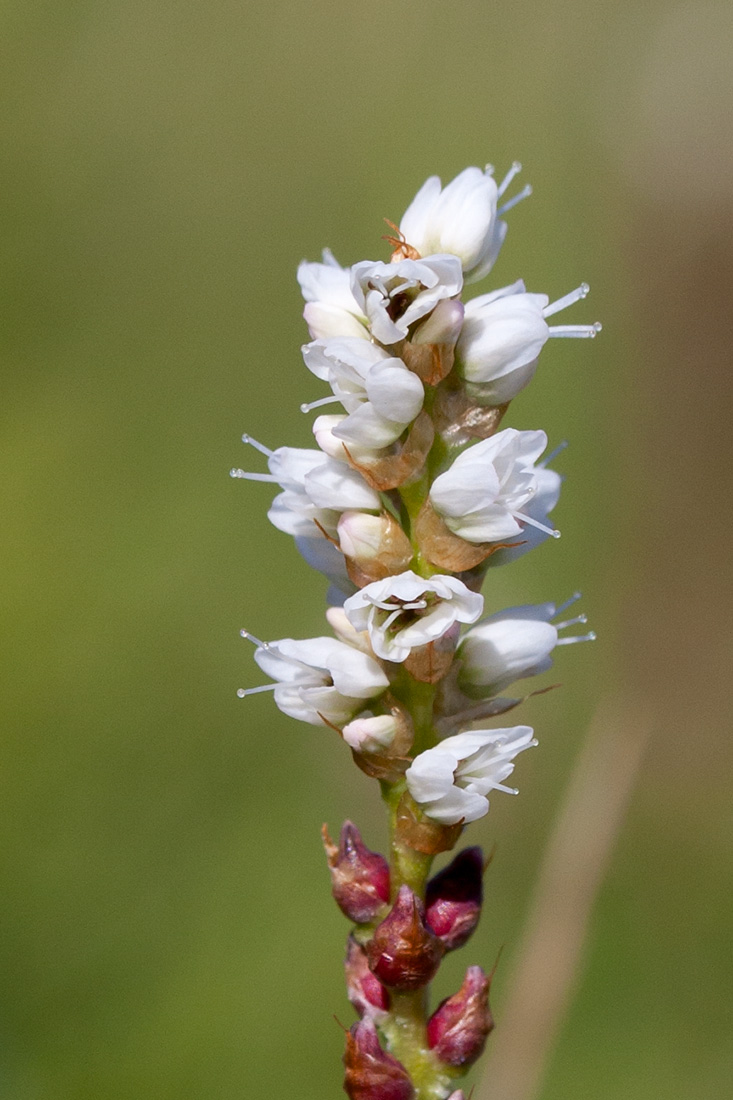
543,283 -> 590,318
539,440 -> 568,468
230,469 -> 279,482
553,591 -> 582,616
241,433 -> 273,456
300,395 -> 341,414
402,599 -> 428,611
497,161 -> 522,197
382,607 -> 405,632
548,322 -> 602,338
493,783 -> 519,795
515,511 -> 561,539
237,683 -> 278,697
554,614 -> 587,630
498,183 -> 532,215
555,631 -> 597,646
240,629 -> 270,649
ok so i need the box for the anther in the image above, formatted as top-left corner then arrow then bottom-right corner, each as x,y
498,183 -> 532,215
543,283 -> 590,318
241,433 -> 273,456
300,395 -> 341,414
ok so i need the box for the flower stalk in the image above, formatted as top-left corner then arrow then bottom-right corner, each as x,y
234,162 -> 598,1098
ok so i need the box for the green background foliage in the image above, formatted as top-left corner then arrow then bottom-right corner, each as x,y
2,1 -> 732,1096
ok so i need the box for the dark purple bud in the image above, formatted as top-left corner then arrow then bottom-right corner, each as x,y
345,936 -> 390,1020
426,965 -> 493,1068
343,1018 -> 414,1100
425,847 -> 484,950
366,884 -> 444,992
323,821 -> 390,924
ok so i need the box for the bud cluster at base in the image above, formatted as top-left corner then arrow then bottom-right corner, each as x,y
427,966 -> 494,1068
343,1018 -> 414,1100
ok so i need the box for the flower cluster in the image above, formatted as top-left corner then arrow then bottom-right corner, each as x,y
234,163 -> 597,1099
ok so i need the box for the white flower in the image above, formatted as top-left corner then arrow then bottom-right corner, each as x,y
430,428 -> 558,544
405,727 -> 537,824
240,635 -> 389,727
297,249 -> 369,341
458,606 -> 557,696
350,255 -> 463,345
302,338 -> 424,448
343,570 -> 483,663
399,167 -> 503,283
457,280 -> 601,406
457,281 -> 549,405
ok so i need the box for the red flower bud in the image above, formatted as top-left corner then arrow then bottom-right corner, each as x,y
366,884 -> 444,991
425,847 -> 484,950
323,821 -> 390,924
426,965 -> 493,1068
345,936 -> 390,1020
343,1018 -> 414,1100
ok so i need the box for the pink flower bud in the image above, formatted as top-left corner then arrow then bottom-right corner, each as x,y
366,884 -> 444,991
425,847 -> 484,950
323,821 -> 390,924
343,1018 -> 414,1100
426,965 -> 493,1068
338,511 -> 414,586
345,936 -> 390,1021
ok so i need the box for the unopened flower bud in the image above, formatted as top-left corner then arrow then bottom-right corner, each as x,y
402,300 -> 465,385
338,511 -> 414,585
366,884 -> 444,991
426,966 -> 493,1068
344,1018 -> 414,1100
343,714 -> 398,754
323,821 -> 390,923
345,936 -> 390,1021
425,847 -> 484,950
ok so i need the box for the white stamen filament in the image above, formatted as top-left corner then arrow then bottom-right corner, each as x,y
241,433 -> 273,456
555,631 -> 597,646
548,322 -> 602,338
237,683 -> 278,697
514,511 -> 561,539
554,614 -> 587,630
493,783 -> 519,795
230,469 -> 279,482
382,607 -> 405,633
498,183 -> 532,215
553,591 -> 582,616
543,283 -> 590,318
300,395 -> 341,414
539,440 -> 568,469
497,161 -> 522,197
240,629 -> 270,649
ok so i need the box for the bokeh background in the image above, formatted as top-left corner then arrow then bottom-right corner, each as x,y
2,1 -> 732,1097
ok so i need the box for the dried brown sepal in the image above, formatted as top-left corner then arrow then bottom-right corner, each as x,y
383,218 -> 421,264
344,411 -> 434,491
366,884 -> 444,991
433,384 -> 508,446
414,499 -> 497,572
344,1017 -> 415,1100
395,791 -> 463,856
401,340 -> 456,386
403,624 -> 460,684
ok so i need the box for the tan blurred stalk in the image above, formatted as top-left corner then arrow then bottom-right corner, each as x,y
476,698 -> 651,1100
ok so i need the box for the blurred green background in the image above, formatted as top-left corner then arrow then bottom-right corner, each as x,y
2,1 -> 732,1097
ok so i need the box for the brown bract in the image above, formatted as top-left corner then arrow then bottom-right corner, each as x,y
403,625 -> 460,684
433,386 -> 508,446
344,411 -> 434,491
395,792 -> 463,856
350,698 -> 415,783
344,514 -> 413,588
401,339 -> 456,386
415,500 -> 517,573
